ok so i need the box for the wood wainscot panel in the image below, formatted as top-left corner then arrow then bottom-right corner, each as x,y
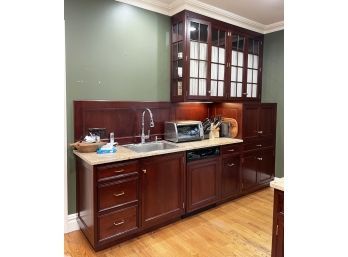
74,101 -> 173,144
172,103 -> 210,121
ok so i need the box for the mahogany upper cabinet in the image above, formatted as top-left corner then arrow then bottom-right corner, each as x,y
242,103 -> 277,142
170,11 -> 264,102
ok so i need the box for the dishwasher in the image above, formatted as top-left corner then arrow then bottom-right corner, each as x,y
186,146 -> 220,213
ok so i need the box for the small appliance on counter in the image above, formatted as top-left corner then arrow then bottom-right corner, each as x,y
164,120 -> 204,143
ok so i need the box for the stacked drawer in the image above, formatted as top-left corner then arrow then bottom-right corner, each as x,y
96,160 -> 140,242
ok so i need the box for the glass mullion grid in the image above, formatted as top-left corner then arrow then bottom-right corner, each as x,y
210,29 -> 225,97
246,39 -> 259,98
230,35 -> 244,97
190,23 -> 207,96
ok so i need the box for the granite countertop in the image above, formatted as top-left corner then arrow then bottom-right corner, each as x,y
74,137 -> 243,166
270,177 -> 284,191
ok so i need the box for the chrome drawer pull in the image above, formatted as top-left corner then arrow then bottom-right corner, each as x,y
227,149 -> 235,152
257,157 -> 263,161
142,169 -> 147,174
113,191 -> 125,197
256,144 -> 262,147
228,163 -> 235,167
113,220 -> 125,226
257,131 -> 263,134
114,169 -> 125,173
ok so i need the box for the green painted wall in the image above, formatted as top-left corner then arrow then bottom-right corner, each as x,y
65,0 -> 170,214
262,30 -> 284,178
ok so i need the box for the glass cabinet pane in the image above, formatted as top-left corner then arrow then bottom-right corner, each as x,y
211,81 -> 217,96
199,61 -> 207,78
199,43 -> 207,60
190,42 -> 199,59
190,22 -> 199,41
200,24 -> 208,42
212,46 -> 218,63
190,60 -> 198,77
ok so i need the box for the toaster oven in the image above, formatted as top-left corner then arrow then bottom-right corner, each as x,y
164,121 -> 204,143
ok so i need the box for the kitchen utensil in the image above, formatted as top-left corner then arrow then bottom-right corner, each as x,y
70,141 -> 106,153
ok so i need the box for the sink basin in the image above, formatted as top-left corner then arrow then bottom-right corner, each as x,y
122,141 -> 178,153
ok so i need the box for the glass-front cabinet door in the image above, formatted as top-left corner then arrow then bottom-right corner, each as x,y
246,38 -> 262,99
171,20 -> 184,100
187,19 -> 210,99
230,34 -> 245,100
210,27 -> 227,99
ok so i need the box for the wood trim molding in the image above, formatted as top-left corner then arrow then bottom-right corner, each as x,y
115,0 -> 284,34
65,213 -> 79,234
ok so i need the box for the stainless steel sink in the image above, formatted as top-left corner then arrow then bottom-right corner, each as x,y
122,141 -> 178,153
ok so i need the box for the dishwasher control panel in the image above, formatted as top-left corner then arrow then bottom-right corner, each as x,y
186,146 -> 220,162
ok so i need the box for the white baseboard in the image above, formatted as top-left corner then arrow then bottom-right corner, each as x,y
65,213 -> 79,234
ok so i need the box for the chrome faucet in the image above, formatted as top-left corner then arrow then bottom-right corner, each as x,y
141,108 -> 155,143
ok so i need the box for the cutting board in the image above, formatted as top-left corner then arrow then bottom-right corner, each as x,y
222,118 -> 238,138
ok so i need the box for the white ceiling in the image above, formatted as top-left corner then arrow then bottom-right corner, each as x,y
196,0 -> 283,25
116,0 -> 284,33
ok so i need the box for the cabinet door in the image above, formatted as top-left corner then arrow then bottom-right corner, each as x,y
229,33 -> 246,100
221,155 -> 240,200
259,104 -> 276,139
243,104 -> 259,141
187,19 -> 210,99
258,148 -> 275,184
187,158 -> 220,212
171,19 -> 185,101
241,151 -> 258,191
210,26 -> 227,100
140,153 -> 185,229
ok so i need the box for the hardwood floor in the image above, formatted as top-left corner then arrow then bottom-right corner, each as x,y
65,187 -> 274,257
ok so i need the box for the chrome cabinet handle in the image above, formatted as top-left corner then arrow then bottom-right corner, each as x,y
228,163 -> 235,167
113,191 -> 125,197
114,169 -> 125,173
257,131 -> 263,134
113,220 -> 125,226
257,157 -> 263,161
242,92 -> 248,95
142,169 -> 147,174
256,144 -> 262,147
227,149 -> 235,152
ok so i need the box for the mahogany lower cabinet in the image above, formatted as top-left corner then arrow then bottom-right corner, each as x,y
186,157 -> 220,212
140,152 -> 185,229
76,158 -> 140,251
241,147 -> 275,192
271,189 -> 284,257
221,144 -> 242,200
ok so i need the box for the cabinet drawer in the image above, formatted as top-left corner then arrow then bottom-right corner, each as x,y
98,178 -> 138,211
221,143 -> 241,155
97,161 -> 139,181
98,206 -> 138,241
243,139 -> 274,151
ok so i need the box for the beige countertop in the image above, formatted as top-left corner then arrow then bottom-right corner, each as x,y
74,137 -> 243,166
270,177 -> 284,191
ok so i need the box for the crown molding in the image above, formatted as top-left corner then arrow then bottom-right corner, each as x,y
116,0 -> 284,34
264,21 -> 284,34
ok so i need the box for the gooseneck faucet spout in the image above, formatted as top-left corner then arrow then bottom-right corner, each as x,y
141,108 -> 155,144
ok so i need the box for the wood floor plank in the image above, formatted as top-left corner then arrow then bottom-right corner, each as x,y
65,187 -> 274,257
